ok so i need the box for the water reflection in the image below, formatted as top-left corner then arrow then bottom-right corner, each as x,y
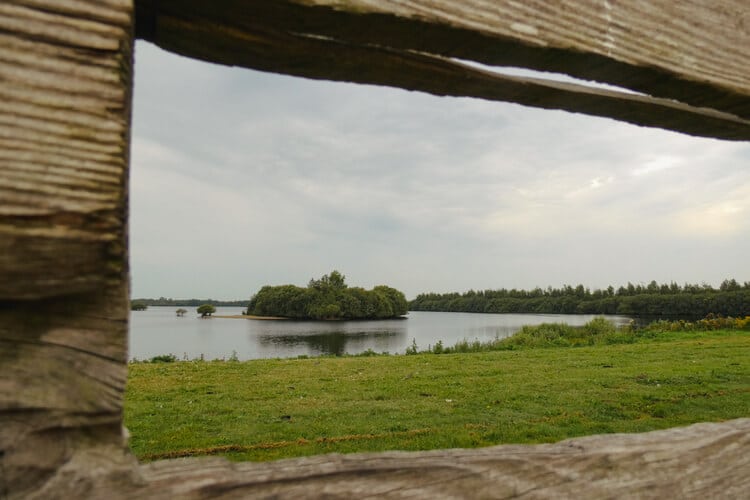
252,319 -> 408,357
256,329 -> 406,357
129,308 -> 633,360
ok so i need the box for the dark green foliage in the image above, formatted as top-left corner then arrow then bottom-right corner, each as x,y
405,338 -> 419,355
131,301 -> 148,311
308,270 -> 347,290
197,304 -> 216,317
409,280 -> 750,319
642,314 -> 750,333
429,315 -> 750,354
247,271 -> 408,320
148,353 -> 177,363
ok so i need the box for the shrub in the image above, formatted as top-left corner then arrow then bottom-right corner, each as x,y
644,314 -> 750,333
450,339 -> 487,353
149,354 -> 177,363
354,348 -> 380,357
405,338 -> 419,355
582,317 -> 617,336
397,315 -> 747,357
431,340 -> 445,354
197,304 -> 216,317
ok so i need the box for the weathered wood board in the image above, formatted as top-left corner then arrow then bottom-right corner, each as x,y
22,418 -> 750,499
137,418 -> 750,499
0,0 -> 132,299
0,1 -> 134,498
134,0 -> 750,140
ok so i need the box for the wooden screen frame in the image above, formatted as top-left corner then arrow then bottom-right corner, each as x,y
1,1 -> 748,497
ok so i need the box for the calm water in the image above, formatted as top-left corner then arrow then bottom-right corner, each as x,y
129,307 -> 633,361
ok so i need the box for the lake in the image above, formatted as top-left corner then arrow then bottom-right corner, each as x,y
129,307 -> 633,361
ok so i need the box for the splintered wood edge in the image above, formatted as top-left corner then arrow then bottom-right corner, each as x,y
145,13 -> 750,142
135,0 -> 750,131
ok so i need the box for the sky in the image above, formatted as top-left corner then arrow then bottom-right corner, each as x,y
130,41 -> 750,301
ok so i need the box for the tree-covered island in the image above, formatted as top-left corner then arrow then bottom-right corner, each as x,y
246,271 -> 408,320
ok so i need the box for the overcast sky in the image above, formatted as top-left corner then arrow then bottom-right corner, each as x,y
130,41 -> 750,300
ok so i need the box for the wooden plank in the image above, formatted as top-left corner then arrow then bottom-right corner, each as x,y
0,0 -> 132,299
284,0 -> 750,117
29,418 -> 748,498
0,1 -> 134,498
134,0 -> 750,140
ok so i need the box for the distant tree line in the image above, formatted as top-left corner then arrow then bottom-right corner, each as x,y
408,279 -> 750,318
247,271 -> 408,320
132,298 -> 247,307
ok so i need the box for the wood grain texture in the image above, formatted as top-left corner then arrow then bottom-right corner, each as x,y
0,1 -> 134,498
0,0 -> 132,299
282,0 -> 750,116
20,418 -> 746,499
137,418 -> 750,499
134,0 -> 750,140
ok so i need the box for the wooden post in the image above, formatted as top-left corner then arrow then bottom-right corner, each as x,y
0,1 -> 137,497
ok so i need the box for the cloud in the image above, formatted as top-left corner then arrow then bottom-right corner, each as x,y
631,156 -> 680,177
129,42 -> 750,299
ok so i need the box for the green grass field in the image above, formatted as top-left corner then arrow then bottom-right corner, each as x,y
125,329 -> 750,462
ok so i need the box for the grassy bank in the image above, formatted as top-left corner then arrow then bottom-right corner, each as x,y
125,328 -> 750,462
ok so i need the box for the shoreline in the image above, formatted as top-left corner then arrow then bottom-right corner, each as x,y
126,331 -> 750,464
213,314 -> 408,322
